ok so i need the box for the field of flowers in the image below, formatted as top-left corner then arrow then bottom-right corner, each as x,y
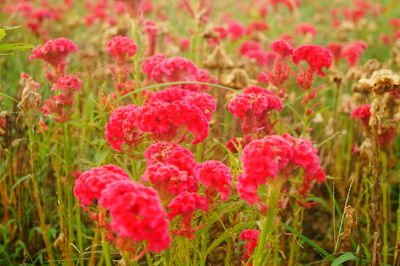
1,0 -> 400,265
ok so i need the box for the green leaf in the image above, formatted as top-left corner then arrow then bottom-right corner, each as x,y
331,252 -> 357,266
0,29 -> 6,41
4,26 -> 22,31
282,223 -> 334,261
0,43 -> 34,52
12,175 -> 30,191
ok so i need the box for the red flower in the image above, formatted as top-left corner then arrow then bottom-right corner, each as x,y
51,74 -> 82,98
99,180 -> 171,252
351,104 -> 371,128
195,160 -> 232,201
73,164 -> 130,205
227,21 -> 246,40
292,44 -> 333,77
144,142 -> 197,176
41,95 -> 72,123
167,192 -> 209,237
239,40 -> 261,55
340,41 -> 367,67
29,38 -> 77,72
295,23 -> 317,37
107,36 -> 137,65
240,229 -> 260,262
269,40 -> 294,59
105,104 -> 142,151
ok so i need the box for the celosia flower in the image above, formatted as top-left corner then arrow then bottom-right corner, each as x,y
351,104 -> 371,128
105,104 -> 142,151
326,42 -> 343,62
107,36 -> 137,65
294,23 -> 317,37
257,59 -> 290,88
29,38 -> 77,74
99,180 -> 171,252
246,21 -> 269,34
142,163 -> 198,200
142,54 -> 215,91
269,40 -> 294,59
144,19 -> 159,56
239,40 -> 262,55
228,86 -> 282,134
41,95 -> 72,123
167,192 -> 209,237
51,74 -> 82,98
340,41 -> 367,67
292,44 -> 333,77
227,21 -> 246,41
73,164 -> 130,205
240,229 -> 260,262
144,142 -> 197,176
195,160 -> 232,201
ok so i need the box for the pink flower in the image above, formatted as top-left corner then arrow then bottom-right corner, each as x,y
228,86 -> 282,134
292,44 -> 333,77
73,164 -> 130,205
240,229 -> 260,262
107,36 -> 137,65
144,142 -> 197,176
195,160 -> 232,201
340,41 -> 367,67
51,74 -> 82,98
269,40 -> 294,59
239,40 -> 262,55
167,192 -> 209,237
295,23 -> 317,37
142,163 -> 198,199
29,38 -> 77,74
326,42 -> 343,62
351,104 -> 371,127
105,104 -> 142,151
227,21 -> 246,41
41,95 -> 72,123
99,180 -> 171,252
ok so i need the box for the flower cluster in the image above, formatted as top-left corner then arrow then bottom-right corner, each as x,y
142,54 -> 216,91
236,134 -> 325,207
292,44 -> 333,77
240,229 -> 260,262
340,41 -> 367,67
107,36 -> 137,65
228,86 -> 282,135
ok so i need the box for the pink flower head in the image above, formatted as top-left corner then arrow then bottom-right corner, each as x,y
142,54 -> 214,91
295,23 -> 317,37
107,36 -> 137,65
41,94 -> 72,123
73,164 -> 130,205
351,104 -> 371,127
239,40 -> 262,55
246,21 -> 269,34
105,104 -> 142,151
240,229 -> 260,261
141,163 -> 198,198
340,41 -> 367,67
195,160 -> 232,201
29,38 -> 77,73
144,142 -> 197,176
292,45 -> 333,77
228,86 -> 282,134
244,49 -> 274,67
326,42 -> 343,62
167,192 -> 209,237
269,39 -> 294,59
99,180 -> 171,252
227,21 -> 246,41
51,74 -> 82,98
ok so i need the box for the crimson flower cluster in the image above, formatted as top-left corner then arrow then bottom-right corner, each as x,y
74,164 -> 171,254
240,229 -> 260,262
236,134 -> 326,208
105,87 -> 216,150
142,54 -> 216,91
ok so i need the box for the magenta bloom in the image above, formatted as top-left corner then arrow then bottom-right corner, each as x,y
240,229 -> 260,261
107,36 -> 137,65
30,38 -> 77,70
73,164 -> 130,205
292,44 -> 333,77
340,41 -> 367,67
351,104 -> 371,127
99,180 -> 171,252
295,23 -> 317,37
195,160 -> 232,201
269,39 -> 294,59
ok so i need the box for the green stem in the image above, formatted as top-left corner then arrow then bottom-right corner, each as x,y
101,229 -> 112,266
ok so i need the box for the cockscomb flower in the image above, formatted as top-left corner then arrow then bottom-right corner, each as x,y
240,229 -> 260,262
270,0 -> 300,12
246,21 -> 269,34
99,180 -> 171,252
41,95 -> 72,123
228,86 -> 283,134
144,142 -> 197,176
142,54 -> 214,91
107,36 -> 137,65
105,104 -> 142,151
294,23 -> 317,37
239,40 -> 262,55
51,74 -> 82,98
292,44 -> 333,77
269,40 -> 294,59
227,21 -> 246,41
29,38 -> 77,75
167,192 -> 209,237
141,163 -> 198,201
195,160 -> 232,201
73,164 -> 130,206
326,42 -> 343,62
351,104 -> 371,128
340,41 -> 367,67
236,134 -> 325,206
